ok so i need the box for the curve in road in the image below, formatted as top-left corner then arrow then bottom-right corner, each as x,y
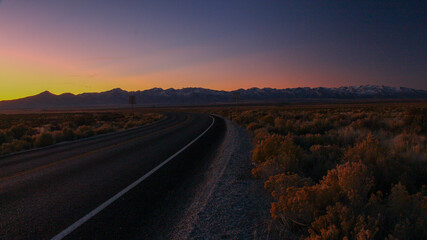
0,112 -> 215,240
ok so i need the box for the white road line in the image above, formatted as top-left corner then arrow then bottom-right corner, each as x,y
51,116 -> 215,240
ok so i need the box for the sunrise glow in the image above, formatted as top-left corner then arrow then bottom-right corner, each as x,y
0,1 -> 425,100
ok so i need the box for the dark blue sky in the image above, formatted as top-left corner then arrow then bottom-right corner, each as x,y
0,0 -> 426,99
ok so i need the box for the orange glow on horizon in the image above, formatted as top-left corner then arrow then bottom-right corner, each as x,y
0,49 -> 367,101
0,0 -> 425,101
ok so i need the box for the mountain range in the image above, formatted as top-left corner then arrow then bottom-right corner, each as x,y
1,85 -> 426,110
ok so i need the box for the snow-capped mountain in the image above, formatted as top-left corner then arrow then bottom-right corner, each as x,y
1,85 -> 426,109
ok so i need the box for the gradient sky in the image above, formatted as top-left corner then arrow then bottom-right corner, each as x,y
0,0 -> 425,100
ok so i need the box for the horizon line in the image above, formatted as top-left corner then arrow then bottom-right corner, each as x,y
1,84 -> 426,101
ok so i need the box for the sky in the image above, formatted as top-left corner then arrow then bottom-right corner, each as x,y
0,0 -> 425,100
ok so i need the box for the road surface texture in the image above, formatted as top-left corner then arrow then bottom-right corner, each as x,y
0,112 -> 220,240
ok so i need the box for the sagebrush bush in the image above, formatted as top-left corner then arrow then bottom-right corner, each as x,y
34,133 -> 54,148
229,103 -> 426,239
96,123 -> 115,134
10,124 -> 29,139
0,129 -> 7,145
62,127 -> 76,141
0,112 -> 163,155
75,125 -> 95,138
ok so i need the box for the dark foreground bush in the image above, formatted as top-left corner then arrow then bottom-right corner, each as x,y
34,133 -> 55,148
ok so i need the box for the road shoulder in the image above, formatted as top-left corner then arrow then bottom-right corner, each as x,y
169,117 -> 271,240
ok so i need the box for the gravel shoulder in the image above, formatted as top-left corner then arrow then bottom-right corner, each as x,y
169,117 -> 271,240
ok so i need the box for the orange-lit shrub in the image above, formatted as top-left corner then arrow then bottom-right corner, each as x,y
246,122 -> 262,132
252,127 -> 270,144
336,161 -> 374,206
252,135 -> 284,164
231,103 -> 427,239
260,114 -> 275,126
265,173 -> 313,200
307,202 -> 380,240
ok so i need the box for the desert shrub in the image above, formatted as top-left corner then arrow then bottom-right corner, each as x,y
271,161 -> 378,237
0,112 -> 163,156
51,130 -> 63,143
265,173 -> 313,200
275,137 -> 306,174
336,161 -> 375,206
252,156 -> 284,178
294,133 -> 336,149
0,129 -> 7,145
385,183 -> 427,239
388,131 -> 426,161
62,127 -> 76,141
236,110 -> 262,125
75,125 -> 95,138
343,134 -> 386,165
253,135 -> 284,163
252,127 -> 270,143
1,139 -> 31,154
63,121 -> 76,129
231,103 -> 426,239
246,122 -> 262,132
10,124 -> 30,139
307,202 -> 380,240
274,117 -> 288,133
34,132 -> 55,148
333,126 -> 362,146
96,123 -> 115,134
252,135 -> 306,178
403,107 -> 427,133
260,114 -> 275,126
124,121 -> 137,129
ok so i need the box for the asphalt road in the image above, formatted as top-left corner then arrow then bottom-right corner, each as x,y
0,112 -> 216,240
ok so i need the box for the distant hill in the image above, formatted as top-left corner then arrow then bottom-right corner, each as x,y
1,85 -> 426,110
